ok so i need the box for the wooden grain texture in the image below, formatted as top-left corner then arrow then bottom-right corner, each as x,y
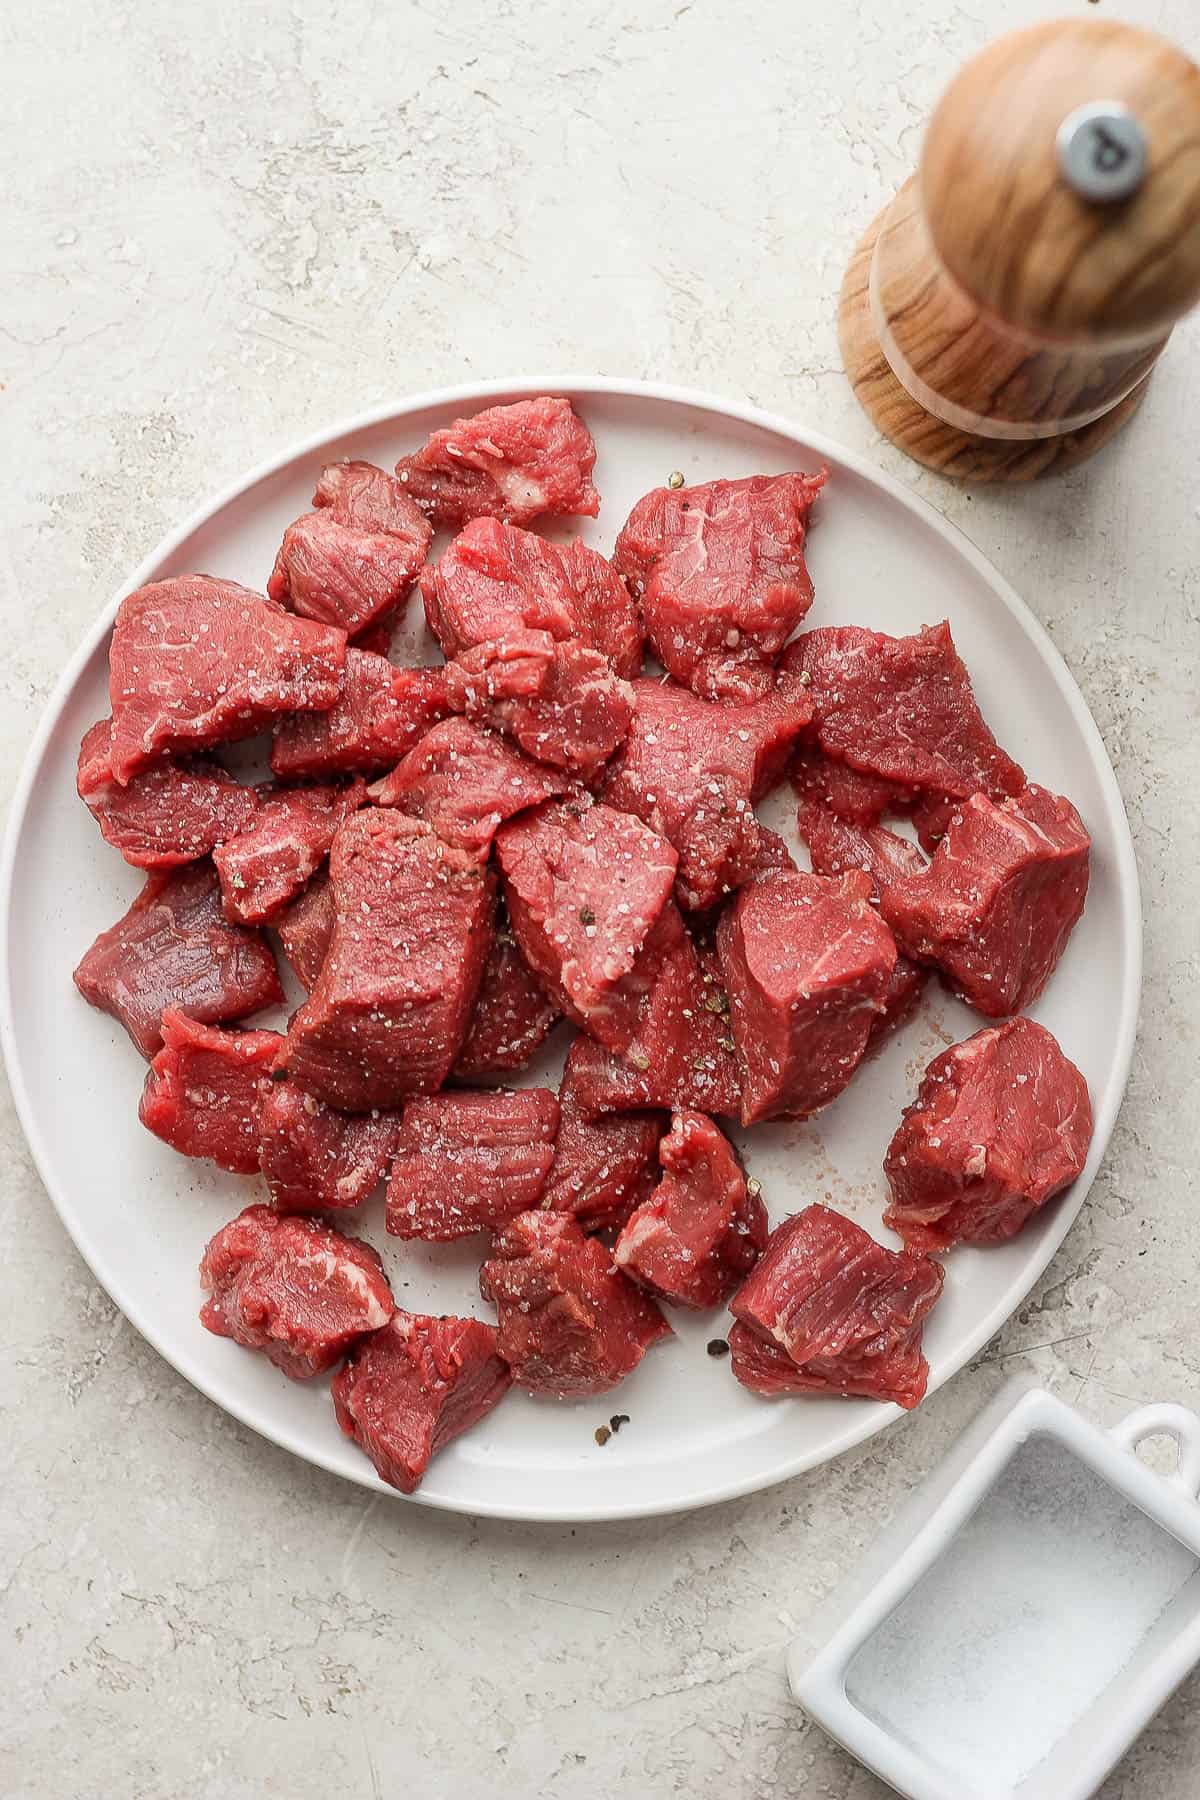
839,205 -> 1152,482
922,19 -> 1200,341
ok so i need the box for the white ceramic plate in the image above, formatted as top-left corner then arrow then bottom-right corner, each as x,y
0,378 -> 1140,1522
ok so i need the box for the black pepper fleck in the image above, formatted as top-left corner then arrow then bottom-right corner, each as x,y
609,1413 -> 630,1434
707,1338 -> 730,1358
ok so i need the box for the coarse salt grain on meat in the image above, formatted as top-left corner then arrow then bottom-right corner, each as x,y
613,470 -> 826,702
601,673 -> 813,910
268,459 -> 432,638
369,716 -> 569,861
333,1310 -> 512,1492
107,575 -> 346,783
200,1204 -> 394,1379
278,808 -> 495,1109
139,1009 -> 283,1174
480,1209 -> 671,1397
394,396 -> 600,531
214,779 -> 366,924
729,1204 -> 944,1408
717,868 -> 897,1124
77,717 -> 260,869
495,797 -> 678,1050
614,1110 -> 767,1309
272,648 -> 452,780
73,860 -> 283,1058
386,1087 -> 560,1239
884,1018 -> 1093,1252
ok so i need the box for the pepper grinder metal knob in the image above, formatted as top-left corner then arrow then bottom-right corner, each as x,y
839,19 -> 1200,481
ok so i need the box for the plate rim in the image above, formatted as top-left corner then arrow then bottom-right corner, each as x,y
0,374 -> 1143,1522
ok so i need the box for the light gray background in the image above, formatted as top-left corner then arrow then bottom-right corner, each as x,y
2,1 -> 1198,1795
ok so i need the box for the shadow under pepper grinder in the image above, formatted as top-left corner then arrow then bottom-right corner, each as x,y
839,17 -> 1200,481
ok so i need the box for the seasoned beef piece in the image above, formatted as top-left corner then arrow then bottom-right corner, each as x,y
214,780 -> 365,924
421,518 -> 640,675
369,717 -> 568,860
717,869 -> 897,1124
793,796 -> 929,1046
200,1204 -> 393,1379
614,1111 -> 766,1309
272,650 -> 452,780
730,1204 -> 944,1409
541,1037 -> 666,1231
884,1018 -> 1092,1252
140,1009 -> 282,1173
108,576 -> 346,783
278,810 -> 495,1109
453,918 -> 561,1078
790,746 -> 914,825
77,718 -> 260,869
73,862 -> 283,1059
782,622 -> 1024,808
613,471 -> 826,702
268,460 -> 432,637
333,1311 -> 511,1492
601,675 -> 812,910
257,1080 -> 401,1213
560,913 -> 742,1118
394,396 -> 599,530
274,869 -> 335,990
480,1210 -> 671,1397
445,630 -> 634,777
386,1088 -> 560,1239
495,798 -> 677,1050
880,786 -> 1091,1017
745,824 -> 798,879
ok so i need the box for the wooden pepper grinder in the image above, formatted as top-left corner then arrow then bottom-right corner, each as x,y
839,18 -> 1200,480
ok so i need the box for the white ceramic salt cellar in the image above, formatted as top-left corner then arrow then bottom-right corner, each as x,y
788,1382 -> 1200,1799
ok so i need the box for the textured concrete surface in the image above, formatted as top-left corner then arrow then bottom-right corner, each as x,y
2,0 -> 1199,1795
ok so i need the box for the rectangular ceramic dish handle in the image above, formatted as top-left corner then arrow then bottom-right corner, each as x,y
1110,1403 -> 1200,1497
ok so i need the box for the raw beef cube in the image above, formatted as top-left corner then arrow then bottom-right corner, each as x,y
421,518 -> 640,675
717,869 -> 897,1124
782,622 -> 1024,807
790,746 -> 914,825
268,460 -> 432,637
108,576 -> 346,783
77,718 -> 260,869
394,396 -> 599,530
333,1311 -> 511,1493
273,869 -> 335,990
369,717 -> 568,860
257,1079 -> 401,1213
559,912 -> 742,1117
386,1088 -> 560,1239
73,861 -> 283,1059
272,650 -> 452,779
214,780 -> 366,924
278,809 -> 495,1109
614,1111 -> 766,1309
884,1018 -> 1093,1252
140,1009 -> 282,1173
613,471 -> 826,702
200,1204 -> 393,1379
729,1204 -> 944,1409
880,786 -> 1091,1016
601,674 -> 812,910
541,1037 -> 665,1231
793,796 -> 929,1046
480,1210 -> 671,1397
453,917 -> 562,1078
495,798 -> 677,1048
446,631 -> 634,777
